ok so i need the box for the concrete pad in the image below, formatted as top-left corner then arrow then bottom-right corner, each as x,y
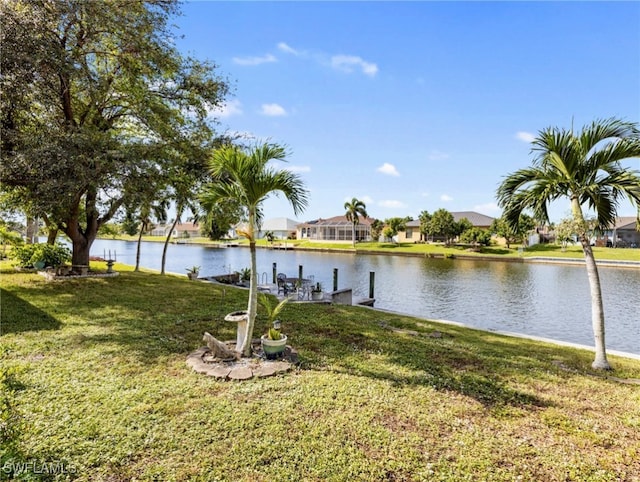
192,362 -> 211,374
206,366 -> 232,379
253,364 -> 278,377
228,366 -> 253,380
268,361 -> 292,374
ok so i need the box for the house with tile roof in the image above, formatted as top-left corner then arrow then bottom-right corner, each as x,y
396,211 -> 495,243
296,215 -> 373,242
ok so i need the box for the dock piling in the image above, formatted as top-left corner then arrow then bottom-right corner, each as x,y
369,271 -> 375,299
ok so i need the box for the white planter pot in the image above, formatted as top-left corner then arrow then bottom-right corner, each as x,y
261,334 -> 288,358
311,291 -> 323,301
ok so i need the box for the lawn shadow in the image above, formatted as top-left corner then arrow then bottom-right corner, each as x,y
1,288 -> 61,334
1,272 -> 244,363
297,308 -> 550,409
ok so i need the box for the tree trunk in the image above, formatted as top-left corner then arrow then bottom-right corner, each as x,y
581,239 -> 610,369
62,209 -> 93,267
66,227 -> 91,267
161,217 -> 179,275
571,198 -> 611,370
47,228 -> 58,245
41,216 -> 58,245
135,223 -> 144,272
25,217 -> 38,244
352,222 -> 356,247
240,214 -> 258,357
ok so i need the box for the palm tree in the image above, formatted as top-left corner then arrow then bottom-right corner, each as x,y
497,118 -> 640,370
344,197 -> 368,247
133,198 -> 169,272
200,143 -> 308,357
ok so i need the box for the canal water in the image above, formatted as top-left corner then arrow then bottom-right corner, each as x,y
89,239 -> 640,355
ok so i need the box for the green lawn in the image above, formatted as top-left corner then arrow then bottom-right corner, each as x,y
2,262 -> 639,481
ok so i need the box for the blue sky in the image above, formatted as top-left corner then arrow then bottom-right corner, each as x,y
175,1 -> 640,223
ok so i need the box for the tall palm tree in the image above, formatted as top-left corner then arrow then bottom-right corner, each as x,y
497,118 -> 640,370
344,197 -> 368,247
200,143 -> 308,357
134,198 -> 169,272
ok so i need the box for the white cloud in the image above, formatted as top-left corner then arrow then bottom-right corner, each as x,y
376,163 -> 400,176
516,131 -> 536,143
233,53 -> 277,66
260,103 -> 287,116
277,42 -> 299,55
208,99 -> 243,118
440,194 -> 453,202
473,202 -> 501,215
331,55 -> 378,77
427,150 -> 450,161
273,43 -> 378,77
378,200 -> 407,209
421,192 -> 430,197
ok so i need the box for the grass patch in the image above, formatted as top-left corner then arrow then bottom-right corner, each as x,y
1,261 -> 639,481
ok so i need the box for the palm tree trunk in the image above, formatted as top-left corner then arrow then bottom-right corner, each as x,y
581,239 -> 610,369
572,198 -> 610,370
161,218 -> 179,275
240,214 -> 258,357
352,222 -> 356,247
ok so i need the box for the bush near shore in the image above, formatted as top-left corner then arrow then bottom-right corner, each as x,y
1,261 -> 639,481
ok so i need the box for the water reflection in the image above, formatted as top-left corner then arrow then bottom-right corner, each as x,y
88,239 -> 640,354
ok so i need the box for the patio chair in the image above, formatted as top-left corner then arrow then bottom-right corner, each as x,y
276,273 -> 291,295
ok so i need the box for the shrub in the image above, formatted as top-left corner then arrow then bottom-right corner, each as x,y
460,227 -> 492,247
11,243 -> 71,268
10,243 -> 37,267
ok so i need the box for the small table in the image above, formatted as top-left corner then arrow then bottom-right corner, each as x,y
285,278 -> 313,300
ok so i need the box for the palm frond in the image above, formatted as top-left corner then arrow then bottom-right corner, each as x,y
586,138 -> 640,175
580,118 -> 639,157
502,118 -> 640,231
201,142 -> 308,227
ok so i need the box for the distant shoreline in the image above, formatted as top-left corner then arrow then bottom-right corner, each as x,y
95,236 -> 640,269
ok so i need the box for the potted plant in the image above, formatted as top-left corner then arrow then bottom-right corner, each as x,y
259,293 -> 289,358
237,267 -> 251,286
311,281 -> 324,301
186,266 -> 200,280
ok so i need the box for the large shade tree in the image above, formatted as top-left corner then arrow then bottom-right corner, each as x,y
344,197 -> 368,247
0,0 -> 228,267
497,118 -> 640,370
429,209 -> 457,244
200,144 -> 309,357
